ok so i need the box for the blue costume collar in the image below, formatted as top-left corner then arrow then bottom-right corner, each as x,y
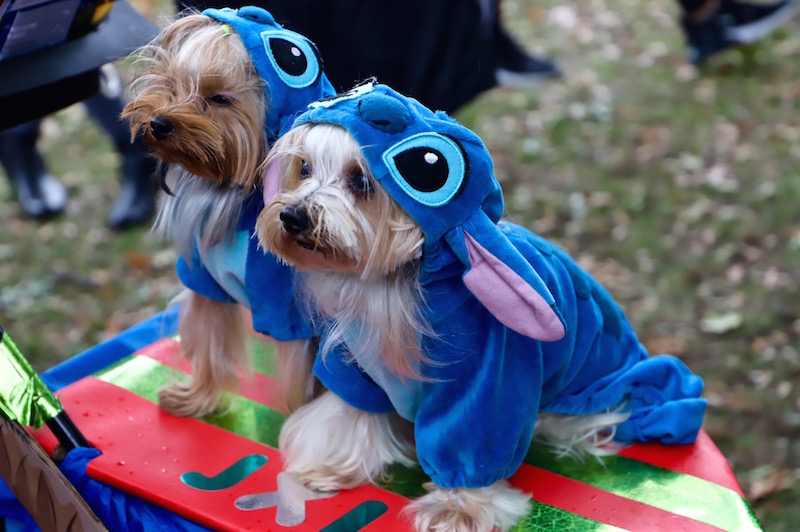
293,82 -> 566,342
203,6 -> 335,144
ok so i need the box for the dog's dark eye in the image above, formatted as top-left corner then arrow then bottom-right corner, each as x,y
208,95 -> 232,106
349,170 -> 373,196
299,160 -> 310,179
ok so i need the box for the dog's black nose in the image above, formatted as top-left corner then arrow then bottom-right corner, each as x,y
280,206 -> 309,234
149,116 -> 174,140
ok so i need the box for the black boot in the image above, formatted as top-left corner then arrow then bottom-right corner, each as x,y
681,0 -> 799,65
107,140 -> 158,230
84,91 -> 157,230
0,120 -> 67,220
492,25 -> 562,88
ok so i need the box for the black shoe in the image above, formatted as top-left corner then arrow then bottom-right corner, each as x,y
12,173 -> 68,220
106,151 -> 157,230
80,88 -> 158,229
0,121 -> 67,220
683,0 -> 799,65
493,28 -> 562,87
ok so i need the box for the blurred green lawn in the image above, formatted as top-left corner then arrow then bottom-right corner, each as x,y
1,0 -> 798,528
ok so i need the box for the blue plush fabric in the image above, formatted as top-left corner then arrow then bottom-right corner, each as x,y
176,191 -> 313,342
203,6 -> 335,143
294,83 -> 707,489
175,6 -> 336,341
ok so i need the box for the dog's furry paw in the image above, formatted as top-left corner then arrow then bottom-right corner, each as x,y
279,391 -> 415,491
406,481 -> 531,532
158,381 -> 223,418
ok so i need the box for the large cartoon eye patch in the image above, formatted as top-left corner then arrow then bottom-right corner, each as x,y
382,132 -> 467,207
260,29 -> 322,88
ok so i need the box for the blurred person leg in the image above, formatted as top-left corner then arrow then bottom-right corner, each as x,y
84,65 -> 157,230
0,69 -> 156,227
0,119 -> 67,220
486,0 -> 562,88
679,0 -> 799,64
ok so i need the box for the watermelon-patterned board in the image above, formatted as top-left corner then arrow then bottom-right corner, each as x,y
34,338 -> 762,531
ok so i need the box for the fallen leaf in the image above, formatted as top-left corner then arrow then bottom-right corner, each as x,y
699,312 -> 743,334
643,334 -> 687,356
747,469 -> 794,501
125,251 -> 153,270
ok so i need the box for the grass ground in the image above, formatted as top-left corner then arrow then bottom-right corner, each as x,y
1,0 -> 798,528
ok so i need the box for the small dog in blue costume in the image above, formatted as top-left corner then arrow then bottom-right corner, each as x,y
122,7 -> 334,416
256,82 -> 707,531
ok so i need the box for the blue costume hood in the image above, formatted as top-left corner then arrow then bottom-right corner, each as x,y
295,82 -> 565,342
203,6 -> 335,144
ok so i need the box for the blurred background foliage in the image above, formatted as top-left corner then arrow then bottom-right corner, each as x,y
0,0 -> 798,528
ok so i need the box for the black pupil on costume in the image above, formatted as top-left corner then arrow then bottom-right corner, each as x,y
270,38 -> 308,76
393,147 -> 448,192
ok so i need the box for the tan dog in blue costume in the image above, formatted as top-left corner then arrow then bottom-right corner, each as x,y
123,7 -> 335,416
256,82 -> 707,531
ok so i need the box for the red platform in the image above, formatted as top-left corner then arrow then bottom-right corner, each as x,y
33,338 -> 762,531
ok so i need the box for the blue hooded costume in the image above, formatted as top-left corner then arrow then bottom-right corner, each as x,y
290,83 -> 707,489
174,7 -> 335,341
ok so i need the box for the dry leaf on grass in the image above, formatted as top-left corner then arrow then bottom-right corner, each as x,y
746,468 -> 794,502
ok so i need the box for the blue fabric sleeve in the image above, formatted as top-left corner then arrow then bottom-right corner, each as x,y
245,244 -> 315,342
414,317 -> 543,489
176,254 -> 235,304
543,350 -> 706,445
610,355 -> 707,445
313,343 -> 396,414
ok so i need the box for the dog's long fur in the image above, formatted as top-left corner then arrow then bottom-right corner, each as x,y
155,166 -> 246,259
256,123 -> 631,530
122,13 -> 317,416
279,390 -> 416,491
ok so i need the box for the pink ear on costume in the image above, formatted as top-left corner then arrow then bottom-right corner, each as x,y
462,231 -> 565,342
262,157 -> 283,206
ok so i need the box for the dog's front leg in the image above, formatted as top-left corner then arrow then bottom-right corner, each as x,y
275,338 -> 322,412
159,290 -> 248,417
279,391 -> 415,491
